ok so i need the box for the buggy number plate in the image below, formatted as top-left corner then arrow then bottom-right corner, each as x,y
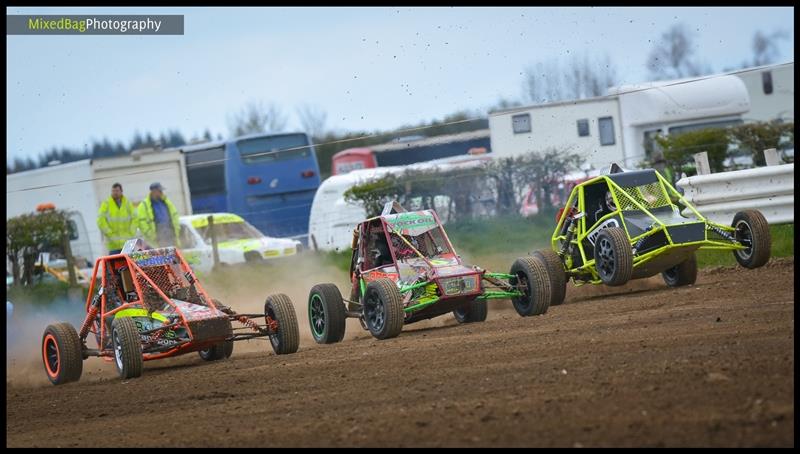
587,218 -> 620,246
441,276 -> 477,296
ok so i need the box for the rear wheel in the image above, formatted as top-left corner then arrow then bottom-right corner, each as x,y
532,249 -> 567,306
594,227 -> 633,286
111,317 -> 144,380
662,253 -> 698,287
732,210 -> 771,269
265,294 -> 300,355
42,322 -> 83,385
453,300 -> 488,323
308,283 -> 347,344
510,256 -> 551,316
363,279 -> 404,340
199,319 -> 234,360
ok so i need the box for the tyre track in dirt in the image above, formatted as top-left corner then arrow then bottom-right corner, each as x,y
6,259 -> 794,447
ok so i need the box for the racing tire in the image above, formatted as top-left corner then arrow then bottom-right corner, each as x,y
662,253 -> 698,287
532,249 -> 568,306
308,283 -> 347,344
453,300 -> 488,323
363,279 -> 404,340
42,322 -> 83,385
593,227 -> 633,287
732,210 -> 771,269
510,256 -> 551,317
199,318 -> 234,361
265,294 -> 300,355
111,317 -> 144,380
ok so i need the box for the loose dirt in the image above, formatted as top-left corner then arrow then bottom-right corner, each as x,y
6,258 -> 794,447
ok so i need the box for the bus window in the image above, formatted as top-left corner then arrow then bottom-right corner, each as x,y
237,134 -> 311,164
186,147 -> 226,195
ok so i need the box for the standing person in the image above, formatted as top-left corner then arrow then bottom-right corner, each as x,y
96,183 -> 137,254
136,182 -> 181,248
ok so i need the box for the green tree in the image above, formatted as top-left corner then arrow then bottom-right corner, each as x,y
6,209 -> 75,287
656,128 -> 731,174
728,121 -> 794,166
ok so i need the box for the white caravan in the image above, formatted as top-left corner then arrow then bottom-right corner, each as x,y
489,62 -> 793,170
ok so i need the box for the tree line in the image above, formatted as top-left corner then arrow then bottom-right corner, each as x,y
8,24 -> 788,176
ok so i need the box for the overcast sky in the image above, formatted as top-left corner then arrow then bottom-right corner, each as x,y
6,6 -> 795,162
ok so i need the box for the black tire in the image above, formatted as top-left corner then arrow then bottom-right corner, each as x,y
593,227 -> 633,286
265,294 -> 300,355
244,251 -> 265,264
42,322 -> 83,385
732,210 -> 771,269
532,249 -> 567,306
509,256 -> 551,316
662,253 -> 698,287
198,319 -> 234,361
363,279 -> 404,340
453,300 -> 488,324
308,283 -> 347,344
111,317 -> 144,380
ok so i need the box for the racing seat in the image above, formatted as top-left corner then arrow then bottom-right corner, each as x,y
117,265 -> 138,303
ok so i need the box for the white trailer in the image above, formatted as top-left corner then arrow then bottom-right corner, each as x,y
489,62 -> 793,170
308,155 -> 493,253
734,62 -> 794,123
6,148 -> 192,265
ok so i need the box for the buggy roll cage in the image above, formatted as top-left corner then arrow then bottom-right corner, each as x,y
551,168 -> 748,284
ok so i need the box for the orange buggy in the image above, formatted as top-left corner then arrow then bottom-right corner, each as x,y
41,239 -> 299,385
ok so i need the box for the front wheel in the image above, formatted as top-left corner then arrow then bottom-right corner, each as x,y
363,279 -> 404,340
265,294 -> 300,355
111,317 -> 144,380
42,322 -> 83,385
532,249 -> 567,306
594,227 -> 633,286
308,283 -> 347,344
732,210 -> 771,269
510,256 -> 551,316
662,253 -> 698,287
453,300 -> 488,323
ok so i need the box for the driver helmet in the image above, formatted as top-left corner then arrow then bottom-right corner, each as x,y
605,190 -> 617,211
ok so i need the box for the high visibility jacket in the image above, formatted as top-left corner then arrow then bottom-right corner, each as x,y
136,195 -> 181,248
97,196 -> 137,251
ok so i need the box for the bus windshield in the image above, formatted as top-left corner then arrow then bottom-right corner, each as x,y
237,134 -> 311,164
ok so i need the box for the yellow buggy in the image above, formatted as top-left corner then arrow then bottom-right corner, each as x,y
533,164 -> 772,306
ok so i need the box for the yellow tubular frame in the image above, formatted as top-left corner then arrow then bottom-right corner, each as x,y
550,170 -> 747,284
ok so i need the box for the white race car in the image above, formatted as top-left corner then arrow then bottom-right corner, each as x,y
179,213 -> 301,273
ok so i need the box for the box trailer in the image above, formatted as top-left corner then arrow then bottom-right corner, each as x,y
6,148 -> 192,265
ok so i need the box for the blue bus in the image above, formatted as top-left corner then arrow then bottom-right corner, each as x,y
180,132 -> 321,243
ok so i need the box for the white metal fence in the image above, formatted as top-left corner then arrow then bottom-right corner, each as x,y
677,161 -> 794,225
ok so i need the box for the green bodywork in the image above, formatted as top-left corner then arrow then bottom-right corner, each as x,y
358,272 -> 521,314
551,170 -> 748,285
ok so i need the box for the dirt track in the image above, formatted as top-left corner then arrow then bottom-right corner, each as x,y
6,258 -> 794,447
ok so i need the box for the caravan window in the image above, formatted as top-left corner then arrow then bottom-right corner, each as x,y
598,117 -> 615,146
512,114 -> 531,134
577,119 -> 590,137
762,71 -> 773,95
667,119 -> 743,136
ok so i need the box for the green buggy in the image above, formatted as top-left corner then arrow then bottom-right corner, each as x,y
533,164 -> 772,306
